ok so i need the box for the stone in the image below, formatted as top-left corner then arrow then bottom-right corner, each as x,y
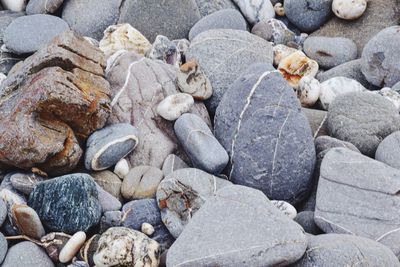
189,9 -> 247,41
272,44 -> 299,66
315,135 -> 360,155
0,233 -> 6,263
2,241 -> 54,267
68,261 -> 88,267
59,232 -> 86,264
93,227 -> 160,267
375,131 -> 400,169
4,14 -> 69,54
26,0 -> 64,14
274,2 -> 284,16
332,0 -> 367,20
92,170 -> 122,200
186,29 -> 273,114
28,173 -> 101,234
285,0 -> 332,32
315,148 -> 400,257
0,198 -> 6,226
146,35 -> 178,66
172,38 -> 190,66
251,19 -> 296,46
106,51 -> 211,169
0,31 -> 110,175
85,123 -> 139,171
304,37 -> 357,69
175,114 -> 229,174
157,168 -> 231,238
166,185 -> 307,266
327,92 -> 400,156
11,204 -> 45,239
0,51 -> 22,74
214,63 -> 316,204
161,154 -> 188,177
0,0 -> 26,12
294,211 -> 322,235
40,232 -> 71,262
96,183 -> 122,212
62,0 -> 121,40
100,211 -> 122,234
393,81 -> 400,93
113,158 -> 129,179
361,26 -> 400,87
157,93 -> 194,121
319,77 -> 366,110
99,23 -> 152,58
0,10 -> 24,45
118,0 -> 201,42
176,59 -> 212,100
271,200 -> 297,219
193,0 -> 238,17
297,76 -> 321,107
232,0 -> 274,25
79,234 -> 100,266
141,223 -> 155,236
121,165 -> 164,200
371,87 -> 400,111
9,172 -> 44,195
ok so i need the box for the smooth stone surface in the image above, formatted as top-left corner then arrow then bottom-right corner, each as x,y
372,87 -> 400,111
271,200 -> 297,219
59,231 -> 86,263
393,81 -> 400,93
96,183 -> 122,212
375,131 -> 400,169
2,241 -> 54,267
167,185 -> 307,266
215,63 -> 316,204
0,0 -> 25,12
113,158 -> 130,179
92,170 -> 122,201
161,154 -> 188,177
193,0 -> 238,17
9,172 -> 44,195
0,233 -> 6,263
297,76 -> 321,107
0,10 -> 24,44
28,173 -> 101,234
327,92 -> 400,156
11,204 -> 45,239
141,222 -> 155,236
315,136 -> 360,155
332,0 -> 368,20
85,123 -> 139,171
231,0 -> 274,25
294,211 -> 322,235
251,19 -> 296,46
4,14 -> 69,54
157,93 -> 194,121
122,165 -> 164,200
0,198 -> 6,226
146,35 -> 178,65
26,0 -> 64,14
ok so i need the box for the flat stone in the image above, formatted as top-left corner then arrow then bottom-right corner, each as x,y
2,241 -> 54,267
166,185 -> 307,266
294,211 -> 322,235
11,204 -> 45,239
157,93 -> 194,121
26,0 -> 64,14
161,154 -> 188,177
91,170 -> 122,201
375,131 -> 400,169
232,0 -> 274,25
96,183 -> 122,212
9,172 -> 44,195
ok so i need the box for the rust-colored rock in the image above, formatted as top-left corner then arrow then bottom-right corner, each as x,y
0,31 -> 111,175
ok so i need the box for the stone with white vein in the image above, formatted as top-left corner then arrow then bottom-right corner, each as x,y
232,0 -> 275,25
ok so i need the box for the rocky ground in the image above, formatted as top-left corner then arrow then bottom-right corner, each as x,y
0,0 -> 400,266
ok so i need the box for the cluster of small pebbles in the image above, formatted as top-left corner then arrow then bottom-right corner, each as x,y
0,0 -> 400,266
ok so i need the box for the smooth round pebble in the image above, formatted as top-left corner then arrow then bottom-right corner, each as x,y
271,200 -> 297,219
12,204 -> 45,239
332,0 -> 367,20
59,231 -> 87,263
2,241 -> 54,267
297,76 -> 321,107
157,93 -> 194,121
141,222 -> 155,236
113,158 -> 130,179
26,0 -> 64,15
0,0 -> 26,12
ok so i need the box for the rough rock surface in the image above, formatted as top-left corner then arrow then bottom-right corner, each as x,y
193,0 -> 238,17
1,241 -> 54,267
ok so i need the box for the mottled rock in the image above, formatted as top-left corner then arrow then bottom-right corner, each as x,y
271,200 -> 297,219
232,0 -> 274,25
332,0 -> 368,20
79,234 -> 99,266
146,35 -> 178,66
11,204 -> 45,239
157,93 -> 194,121
9,172 -> 44,195
92,170 -> 122,200
375,131 -> 400,169
371,87 -> 400,111
251,19 -> 296,46
122,165 -> 164,200
2,241 -> 54,267
59,231 -> 86,264
294,211 -> 322,235
26,0 -> 64,14
161,154 -> 188,177
297,76 -> 321,107
113,158 -> 129,179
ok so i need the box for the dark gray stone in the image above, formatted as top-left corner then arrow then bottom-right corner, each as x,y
162,154 -> 188,177
99,210 -> 122,234
28,173 -> 101,234
0,10 -> 24,45
4,14 -> 69,54
189,9 -> 247,41
302,108 -> 328,138
214,63 -> 316,205
315,136 -> 360,155
251,19 -> 296,46
186,29 -> 273,114
327,92 -> 400,156
375,131 -> 400,169
284,0 -> 332,33
0,51 -> 22,74
26,0 -> 64,15
2,241 -> 54,267
294,211 -> 322,235
0,232 -> 6,263
193,0 -> 238,17
166,185 -> 307,266
304,37 -> 357,69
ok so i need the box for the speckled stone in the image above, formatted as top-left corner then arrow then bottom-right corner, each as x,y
0,232 -> 7,263
26,0 -> 64,15
2,241 -> 54,267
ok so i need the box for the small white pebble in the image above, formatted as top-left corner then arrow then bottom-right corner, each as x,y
271,200 -> 297,219
59,231 -> 86,263
114,158 -> 130,179
156,93 -> 194,121
274,2 -> 285,16
141,222 -> 155,236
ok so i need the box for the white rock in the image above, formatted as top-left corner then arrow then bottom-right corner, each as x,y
274,2 -> 285,16
371,87 -> 400,111
0,73 -> 6,86
319,76 -> 366,110
271,200 -> 297,219
59,231 -> 86,263
0,0 -> 26,11
141,222 -> 155,236
297,76 -> 321,107
332,0 -> 367,20
273,44 -> 300,66
156,93 -> 194,121
232,0 -> 275,25
114,158 -> 130,179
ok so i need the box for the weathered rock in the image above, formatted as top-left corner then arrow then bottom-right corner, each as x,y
332,0 -> 367,20
214,63 -> 316,204
79,234 -> 99,266
122,165 -> 164,200
157,93 -> 194,121
59,231 -> 86,264
11,204 -> 45,239
232,0 -> 274,25
272,44 -> 298,66
9,172 -> 44,195
167,185 -> 307,266
375,131 -> 400,169
2,241 -> 54,267
172,38 -> 190,66
161,154 -> 188,177
0,233 -> 6,263
146,35 -> 178,66
92,170 -> 122,201
294,211 -> 322,235
26,0 -> 64,14
251,19 -> 296,46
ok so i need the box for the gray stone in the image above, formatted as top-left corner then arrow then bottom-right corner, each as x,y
232,0 -> 275,25
166,185 -> 307,266
193,0 -> 238,17
327,92 -> 400,156
0,10 -> 24,45
315,148 -> 400,257
91,170 -> 122,201
4,14 -> 69,54
2,241 -> 54,267
175,114 -> 228,174
26,0 -> 64,14
0,198 -> 7,226
96,183 -> 122,212
214,63 -> 316,204
292,234 -> 400,267
284,0 -> 332,33
375,131 -> 400,169
0,51 -> 22,74
146,35 -> 177,66
62,0 -> 121,40
189,9 -> 247,41
315,135 -> 360,155
294,211 -> 322,235
0,232 -> 6,263
393,81 -> 400,93
302,108 -> 329,138
304,37 -> 358,69
161,154 -> 188,177
361,26 -> 400,87
186,29 -> 273,114
251,19 -> 296,46
157,168 -> 231,238
9,172 -> 44,195
100,210 -> 122,234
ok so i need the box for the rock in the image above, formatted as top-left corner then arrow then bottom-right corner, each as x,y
272,44 -> 299,66
172,38 -> 190,66
232,0 -> 274,25
141,223 -> 155,236
361,26 -> 400,87
319,77 -> 366,110
62,0 -> 121,40
176,59 -> 212,100
2,241 -> 54,267
0,31 -> 110,175
214,63 -> 316,204
188,9 -> 247,41
118,0 -> 201,42
68,261 -> 88,267
0,0 -> 26,12
0,52 -> 21,74
113,158 -> 129,179
175,114 -> 229,174
371,87 -> 400,111
327,92 -> 400,156
93,227 -> 160,267
332,0 -> 367,20
79,234 -> 99,266
157,168 -> 231,238
100,211 -> 122,233
285,0 -> 332,32
9,172 -> 44,195
4,14 -> 69,54
294,211 -> 322,235
297,76 -> 321,107
0,198 -> 6,226
0,233 -> 6,263
59,232 -> 86,264
26,0 -> 64,14
304,37 -> 357,69
251,19 -> 296,46
157,93 -> 194,121
146,35 -> 178,66
167,185 -> 307,266
99,23 -> 152,58
39,232 -> 72,262
315,148 -> 400,256
11,204 -> 45,239
92,171 -> 122,200
28,173 -> 101,234
186,29 -> 273,114
315,135 -> 360,155
271,200 -> 297,219
193,0 -> 238,17
375,131 -> 400,169
393,81 -> 400,93
274,2 -> 284,16
0,10 -> 24,45
121,165 -> 164,200
96,184 -> 122,212
161,154 -> 188,177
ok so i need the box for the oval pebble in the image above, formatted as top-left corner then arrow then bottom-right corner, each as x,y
141,222 -> 155,236
59,231 -> 87,263
156,93 -> 194,121
332,0 -> 367,20
113,158 -> 130,179
271,200 -> 298,219
12,204 -> 45,239
297,76 -> 321,107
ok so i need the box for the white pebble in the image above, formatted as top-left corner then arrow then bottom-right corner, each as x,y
332,0 -> 367,20
370,87 -> 400,111
141,222 -> 155,236
0,0 -> 26,12
0,73 -> 6,86
274,2 -> 285,16
273,44 -> 299,66
156,93 -> 194,121
114,158 -> 130,179
59,231 -> 86,263
271,200 -> 297,219
297,76 -> 321,107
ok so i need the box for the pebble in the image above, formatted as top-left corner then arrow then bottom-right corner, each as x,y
294,211 -> 323,235
2,241 -> 54,267
59,231 -> 86,264
297,76 -> 321,107
175,113 -> 229,174
9,172 -> 44,195
0,11 -> 24,44
68,261 -> 89,267
113,158 -> 130,179
274,2 -> 284,16
26,0 -> 64,15
79,234 -> 99,266
332,0 -> 367,20
251,19 -> 296,46
40,232 -> 71,262
172,38 -> 190,66
0,0 -> 26,12
11,204 -> 45,239
371,87 -> 400,111
271,200 -> 297,219
193,0 -> 238,17
141,222 -> 155,236
85,123 -> 140,171
231,0 -> 275,25
92,170 -> 122,201
315,135 -> 360,155
99,23 -> 152,57
146,35 -> 178,66
375,131 -> 400,169
156,93 -> 194,121
4,14 -> 69,54
0,72 -> 5,85
0,198 -> 6,226
100,210 -> 122,234
0,233 -> 6,263
161,154 -> 188,177
96,183 -> 122,212
273,44 -> 299,66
